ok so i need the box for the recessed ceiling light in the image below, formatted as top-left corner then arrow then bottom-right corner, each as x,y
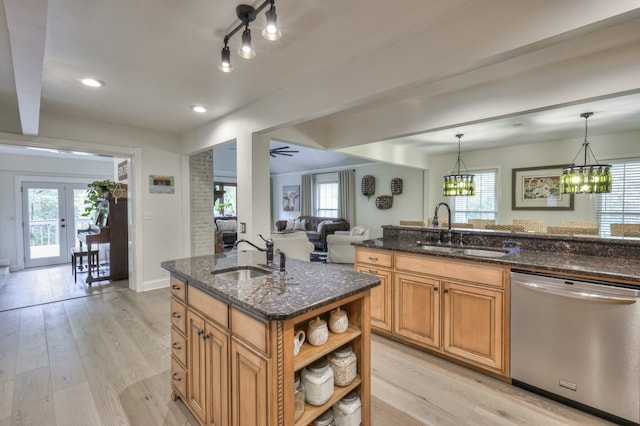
191,105 -> 207,113
80,78 -> 105,88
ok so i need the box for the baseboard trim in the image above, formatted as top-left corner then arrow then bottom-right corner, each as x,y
141,277 -> 170,292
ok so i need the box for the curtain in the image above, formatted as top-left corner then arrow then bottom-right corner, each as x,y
300,173 -> 313,216
338,169 -> 355,226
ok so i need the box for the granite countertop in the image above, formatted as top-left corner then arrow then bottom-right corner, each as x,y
161,251 -> 380,320
355,238 -> 640,285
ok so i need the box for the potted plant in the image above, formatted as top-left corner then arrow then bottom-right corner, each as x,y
214,200 -> 234,216
81,179 -> 115,218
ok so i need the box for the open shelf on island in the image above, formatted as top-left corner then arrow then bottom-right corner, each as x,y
294,377 -> 362,426
293,325 -> 362,371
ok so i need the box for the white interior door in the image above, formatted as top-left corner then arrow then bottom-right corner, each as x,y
22,182 -> 88,268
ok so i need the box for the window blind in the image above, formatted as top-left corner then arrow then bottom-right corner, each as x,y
596,159 -> 640,236
452,169 -> 497,223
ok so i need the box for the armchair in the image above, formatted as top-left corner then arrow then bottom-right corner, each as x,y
326,227 -> 370,264
270,232 -> 315,262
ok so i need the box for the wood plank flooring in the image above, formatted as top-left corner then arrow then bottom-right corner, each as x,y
0,266 -> 616,425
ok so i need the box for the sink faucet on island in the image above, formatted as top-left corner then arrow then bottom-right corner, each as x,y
432,201 -> 452,245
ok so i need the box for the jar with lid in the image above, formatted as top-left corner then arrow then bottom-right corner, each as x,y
327,345 -> 357,386
328,307 -> 349,334
332,390 -> 361,426
294,373 -> 305,422
301,358 -> 334,406
312,409 -> 335,426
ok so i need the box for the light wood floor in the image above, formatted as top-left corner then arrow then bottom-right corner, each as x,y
0,267 -> 614,425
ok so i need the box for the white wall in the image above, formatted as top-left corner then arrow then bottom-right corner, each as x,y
271,163 -> 426,239
427,130 -> 640,226
0,153 -> 113,269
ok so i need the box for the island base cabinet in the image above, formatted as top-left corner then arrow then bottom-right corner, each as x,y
231,339 -> 267,426
187,310 -> 229,426
443,281 -> 503,370
356,265 -> 392,332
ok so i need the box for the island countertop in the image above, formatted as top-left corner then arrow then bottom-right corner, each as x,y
354,238 -> 640,285
161,251 -> 380,320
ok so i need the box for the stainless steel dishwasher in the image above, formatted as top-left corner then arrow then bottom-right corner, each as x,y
511,270 -> 640,425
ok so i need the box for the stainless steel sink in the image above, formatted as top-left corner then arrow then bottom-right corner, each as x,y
459,248 -> 508,258
420,245 -> 457,253
212,266 -> 272,280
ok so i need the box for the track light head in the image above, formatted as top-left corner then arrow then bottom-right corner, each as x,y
218,44 -> 233,72
238,27 -> 255,59
262,5 -> 281,40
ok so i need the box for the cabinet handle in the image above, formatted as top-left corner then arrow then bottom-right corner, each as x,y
171,285 -> 181,290
367,269 -> 378,274
434,287 -> 439,291
172,312 -> 181,318
203,333 -> 211,340
172,373 -> 182,382
172,343 -> 181,350
197,329 -> 204,336
443,289 -> 449,293
368,256 -> 378,261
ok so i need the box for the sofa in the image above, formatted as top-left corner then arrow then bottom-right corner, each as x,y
274,216 -> 350,251
326,226 -> 370,263
215,217 -> 238,247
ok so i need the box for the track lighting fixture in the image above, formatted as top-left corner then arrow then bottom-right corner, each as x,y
218,0 -> 281,72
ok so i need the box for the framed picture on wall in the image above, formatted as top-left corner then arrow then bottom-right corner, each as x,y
512,165 -> 574,210
282,185 -> 300,211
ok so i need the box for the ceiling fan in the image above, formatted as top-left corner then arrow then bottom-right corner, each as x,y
269,146 -> 299,157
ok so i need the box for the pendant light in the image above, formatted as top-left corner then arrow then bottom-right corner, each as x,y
560,112 -> 612,194
443,134 -> 475,196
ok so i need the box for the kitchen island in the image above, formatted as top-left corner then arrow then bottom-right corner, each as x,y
161,251 -> 380,426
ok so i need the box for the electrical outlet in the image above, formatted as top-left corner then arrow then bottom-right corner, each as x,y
143,211 -> 153,220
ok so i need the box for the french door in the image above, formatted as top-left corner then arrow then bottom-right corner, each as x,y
22,182 -> 89,267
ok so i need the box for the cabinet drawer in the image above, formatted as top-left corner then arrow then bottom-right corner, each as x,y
170,297 -> 187,334
170,275 -> 187,302
189,286 -> 229,328
355,249 -> 393,268
171,326 -> 187,367
231,307 -> 269,356
171,356 -> 187,399
395,254 -> 505,288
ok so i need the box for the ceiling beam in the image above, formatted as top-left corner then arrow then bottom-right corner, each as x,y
4,0 -> 48,136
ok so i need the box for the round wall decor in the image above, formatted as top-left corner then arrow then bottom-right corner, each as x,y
375,195 -> 393,210
391,178 -> 403,195
361,175 -> 375,198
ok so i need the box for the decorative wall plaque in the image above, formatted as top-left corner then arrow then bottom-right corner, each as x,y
391,177 -> 403,195
375,195 -> 393,210
361,175 -> 375,198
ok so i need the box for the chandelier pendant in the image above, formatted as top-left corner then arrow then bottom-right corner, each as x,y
560,112 -> 612,194
443,134 -> 475,196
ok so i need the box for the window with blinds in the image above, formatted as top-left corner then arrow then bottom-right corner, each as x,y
452,169 -> 498,223
597,159 -> 640,237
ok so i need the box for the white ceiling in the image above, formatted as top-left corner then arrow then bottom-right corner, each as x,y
1,1 -> 640,171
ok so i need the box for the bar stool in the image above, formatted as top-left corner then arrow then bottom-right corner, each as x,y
70,247 -> 99,283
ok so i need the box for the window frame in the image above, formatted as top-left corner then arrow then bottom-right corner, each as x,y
450,168 -> 499,223
596,158 -> 640,237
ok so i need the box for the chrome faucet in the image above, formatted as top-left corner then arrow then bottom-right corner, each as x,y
233,234 -> 275,266
433,202 -> 452,245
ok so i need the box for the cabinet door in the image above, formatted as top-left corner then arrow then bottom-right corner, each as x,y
187,311 -> 207,424
231,340 -> 267,426
205,321 -> 229,426
442,281 -> 503,370
393,273 -> 440,348
356,265 -> 392,332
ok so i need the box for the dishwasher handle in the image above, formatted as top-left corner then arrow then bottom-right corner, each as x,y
515,281 -> 637,305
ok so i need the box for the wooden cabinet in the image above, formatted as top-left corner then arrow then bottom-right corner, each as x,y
442,280 -> 503,370
355,248 -> 393,332
393,272 -> 440,348
358,250 -> 509,377
170,276 -> 188,402
169,274 -> 373,425
187,310 -> 229,426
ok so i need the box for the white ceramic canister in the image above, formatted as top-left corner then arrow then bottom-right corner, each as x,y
312,409 -> 335,426
307,316 -> 329,346
328,307 -> 349,334
301,358 -> 334,406
327,345 -> 357,386
294,373 -> 305,422
332,390 -> 362,426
